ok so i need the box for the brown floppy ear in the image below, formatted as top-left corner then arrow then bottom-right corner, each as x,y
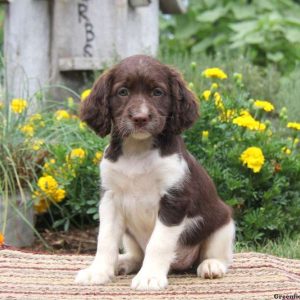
80,70 -> 113,137
168,67 -> 199,134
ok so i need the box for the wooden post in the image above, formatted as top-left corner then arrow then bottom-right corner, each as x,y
4,0 -> 51,102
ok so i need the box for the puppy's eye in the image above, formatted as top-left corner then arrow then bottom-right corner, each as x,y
118,87 -> 129,97
152,88 -> 164,97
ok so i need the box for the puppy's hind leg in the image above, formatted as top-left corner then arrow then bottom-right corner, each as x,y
117,233 -> 144,275
197,219 -> 235,279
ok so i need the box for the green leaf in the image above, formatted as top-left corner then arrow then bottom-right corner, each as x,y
244,32 -> 265,44
87,200 -> 96,205
53,219 -> 65,228
267,52 -> 284,62
196,7 -> 228,23
191,37 -> 214,53
229,21 -> 258,36
231,5 -> 256,20
175,22 -> 201,39
87,207 -> 98,214
285,28 -> 300,43
64,219 -> 70,232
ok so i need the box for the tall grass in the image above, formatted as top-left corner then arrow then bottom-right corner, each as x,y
236,234 -> 300,259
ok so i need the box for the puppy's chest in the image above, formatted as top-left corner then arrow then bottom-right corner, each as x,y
100,150 -> 187,248
101,150 -> 186,197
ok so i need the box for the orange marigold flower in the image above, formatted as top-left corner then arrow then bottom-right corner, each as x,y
0,232 -> 4,246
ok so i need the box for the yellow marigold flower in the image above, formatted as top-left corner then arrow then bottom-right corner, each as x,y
282,147 -> 291,155
20,124 -> 34,137
0,102 -> 4,110
210,83 -> 218,90
55,110 -> 70,120
43,159 -> 56,175
34,198 -> 50,214
202,68 -> 228,80
32,139 -> 44,151
287,122 -> 300,130
93,151 -> 103,164
38,175 -> 58,194
79,121 -> 87,130
81,89 -> 91,101
254,100 -> 275,112
214,92 -> 224,110
202,90 -> 211,101
202,131 -> 209,138
233,111 -> 266,131
53,189 -> 66,203
11,98 -> 28,114
240,147 -> 265,173
0,232 -> 4,246
219,109 -> 236,122
70,148 -> 86,160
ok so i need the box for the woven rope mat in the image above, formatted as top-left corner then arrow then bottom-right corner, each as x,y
1,248 -> 300,300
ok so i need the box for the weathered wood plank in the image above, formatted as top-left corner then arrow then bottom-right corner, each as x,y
4,0 -> 50,101
59,57 -> 107,71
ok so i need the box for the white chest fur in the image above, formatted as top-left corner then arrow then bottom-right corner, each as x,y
100,149 -> 188,250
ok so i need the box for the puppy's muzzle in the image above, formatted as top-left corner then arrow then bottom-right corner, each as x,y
129,112 -> 152,128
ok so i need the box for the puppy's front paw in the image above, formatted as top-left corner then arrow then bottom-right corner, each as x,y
75,267 -> 113,285
197,258 -> 227,279
131,271 -> 168,290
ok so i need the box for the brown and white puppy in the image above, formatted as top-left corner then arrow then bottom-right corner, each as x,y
75,55 -> 235,290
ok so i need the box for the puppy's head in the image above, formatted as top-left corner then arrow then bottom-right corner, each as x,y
80,55 -> 199,139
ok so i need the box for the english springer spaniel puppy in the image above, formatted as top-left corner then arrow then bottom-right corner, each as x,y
75,55 -> 235,290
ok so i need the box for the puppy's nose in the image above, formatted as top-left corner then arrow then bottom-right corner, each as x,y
131,113 -> 151,127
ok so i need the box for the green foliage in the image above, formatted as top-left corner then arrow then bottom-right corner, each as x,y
0,98 -> 39,198
182,61 -> 300,244
160,0 -> 300,72
275,64 -> 300,121
0,93 -> 107,232
30,99 -> 107,231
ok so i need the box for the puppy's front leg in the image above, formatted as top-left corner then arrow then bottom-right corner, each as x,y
75,191 -> 124,284
131,219 -> 184,290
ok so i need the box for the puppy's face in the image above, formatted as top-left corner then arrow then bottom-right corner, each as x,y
109,58 -> 172,139
80,55 -> 199,138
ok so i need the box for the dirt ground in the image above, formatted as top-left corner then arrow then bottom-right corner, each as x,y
24,227 -> 98,254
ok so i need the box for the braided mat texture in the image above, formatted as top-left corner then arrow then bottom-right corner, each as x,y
0,248 -> 300,300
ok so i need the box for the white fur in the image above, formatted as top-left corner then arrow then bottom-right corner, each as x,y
197,220 -> 235,279
131,131 -> 152,140
75,191 -> 125,284
140,102 -> 149,115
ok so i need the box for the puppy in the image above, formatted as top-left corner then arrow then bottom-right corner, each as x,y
75,55 -> 235,290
